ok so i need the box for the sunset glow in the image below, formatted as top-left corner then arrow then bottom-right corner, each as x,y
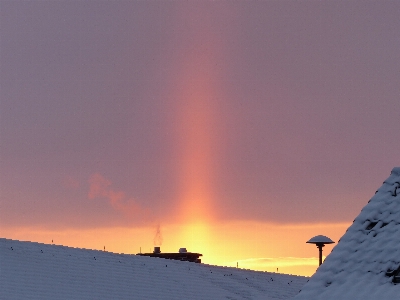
172,7 -> 222,251
2,1 -> 399,281
0,221 -> 348,276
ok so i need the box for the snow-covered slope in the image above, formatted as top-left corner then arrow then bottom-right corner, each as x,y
294,167 -> 400,300
0,238 -> 307,299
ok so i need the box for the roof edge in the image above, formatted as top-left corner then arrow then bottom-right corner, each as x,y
391,167 -> 400,176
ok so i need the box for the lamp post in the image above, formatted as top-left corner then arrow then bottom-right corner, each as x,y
306,235 -> 335,266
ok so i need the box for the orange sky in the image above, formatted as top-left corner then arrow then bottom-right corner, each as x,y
2,1 -> 399,279
0,221 -> 348,276
171,5 -> 223,227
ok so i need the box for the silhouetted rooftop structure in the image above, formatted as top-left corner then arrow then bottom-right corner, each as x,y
137,247 -> 202,263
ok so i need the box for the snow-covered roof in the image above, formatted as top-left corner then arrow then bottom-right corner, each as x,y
0,238 -> 307,300
294,167 -> 400,300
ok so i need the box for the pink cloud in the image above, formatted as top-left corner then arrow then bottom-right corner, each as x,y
88,173 -> 150,222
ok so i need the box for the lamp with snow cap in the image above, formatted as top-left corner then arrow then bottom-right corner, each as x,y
306,235 -> 335,266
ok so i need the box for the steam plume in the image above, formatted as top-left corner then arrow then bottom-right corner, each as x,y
153,223 -> 163,246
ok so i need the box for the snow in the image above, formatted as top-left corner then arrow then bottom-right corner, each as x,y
306,235 -> 335,244
294,167 -> 400,300
0,238 -> 307,299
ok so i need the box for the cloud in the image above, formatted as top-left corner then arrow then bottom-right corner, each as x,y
88,173 -> 150,222
230,257 -> 320,270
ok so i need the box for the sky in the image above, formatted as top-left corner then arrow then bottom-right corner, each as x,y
1,1 -> 399,276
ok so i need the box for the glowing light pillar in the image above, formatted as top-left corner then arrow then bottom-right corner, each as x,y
307,235 -> 335,266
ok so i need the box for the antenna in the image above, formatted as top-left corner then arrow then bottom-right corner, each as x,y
306,235 -> 335,266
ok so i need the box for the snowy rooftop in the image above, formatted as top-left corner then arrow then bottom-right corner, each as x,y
294,167 -> 400,300
0,238 -> 307,299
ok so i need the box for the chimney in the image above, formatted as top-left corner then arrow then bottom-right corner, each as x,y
153,246 -> 161,254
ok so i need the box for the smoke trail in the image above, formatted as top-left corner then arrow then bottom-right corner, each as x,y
153,223 -> 163,246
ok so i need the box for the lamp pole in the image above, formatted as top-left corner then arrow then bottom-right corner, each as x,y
316,242 -> 324,266
306,235 -> 335,267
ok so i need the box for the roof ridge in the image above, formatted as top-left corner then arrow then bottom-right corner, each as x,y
391,167 -> 400,176
293,168 -> 400,300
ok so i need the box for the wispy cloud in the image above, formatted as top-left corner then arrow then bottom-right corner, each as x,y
228,257 -> 320,270
88,173 -> 150,222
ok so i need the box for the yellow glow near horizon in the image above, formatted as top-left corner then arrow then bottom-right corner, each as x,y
1,221 -> 349,277
179,222 -> 212,256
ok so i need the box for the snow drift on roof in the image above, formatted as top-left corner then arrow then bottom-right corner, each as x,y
294,167 -> 400,300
